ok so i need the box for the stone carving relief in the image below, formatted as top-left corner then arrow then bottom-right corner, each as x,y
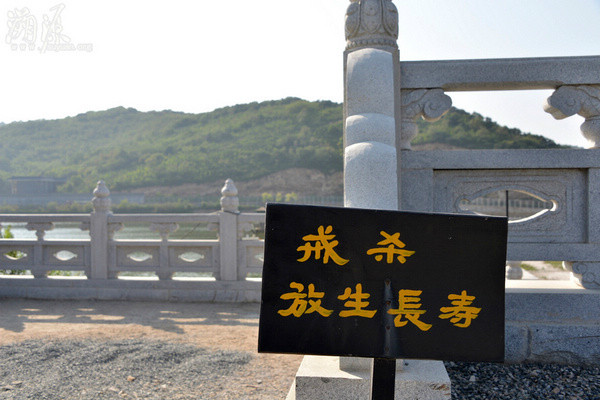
400,89 -> 452,150
345,0 -> 398,50
563,261 -> 600,289
544,85 -> 600,147
107,222 -> 124,240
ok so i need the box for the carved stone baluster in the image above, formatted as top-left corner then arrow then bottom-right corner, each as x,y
149,223 -> 179,242
26,222 -> 54,241
150,223 -> 179,280
400,89 -> 453,150
26,222 -> 54,278
544,85 -> 600,147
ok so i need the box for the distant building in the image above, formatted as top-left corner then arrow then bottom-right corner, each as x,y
8,176 -> 66,195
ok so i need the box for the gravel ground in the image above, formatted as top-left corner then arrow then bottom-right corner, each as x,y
1,300 -> 599,399
1,339 -> 599,399
445,361 -> 600,400
0,339 -> 257,399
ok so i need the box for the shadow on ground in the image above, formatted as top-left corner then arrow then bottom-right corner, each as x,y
0,299 -> 260,334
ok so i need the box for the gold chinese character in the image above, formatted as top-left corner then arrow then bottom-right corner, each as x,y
278,282 -> 333,317
387,289 -> 432,331
338,283 -> 377,318
439,290 -> 481,328
297,225 -> 349,266
366,231 -> 415,264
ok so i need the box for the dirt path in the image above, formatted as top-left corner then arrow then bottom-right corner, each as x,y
0,299 -> 302,399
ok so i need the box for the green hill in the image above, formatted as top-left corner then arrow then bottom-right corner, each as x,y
0,98 -> 566,194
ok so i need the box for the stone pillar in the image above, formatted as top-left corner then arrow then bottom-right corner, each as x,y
287,2 -> 451,399
344,50 -> 398,209
342,0 -> 399,373
219,179 -> 239,281
90,181 -> 111,280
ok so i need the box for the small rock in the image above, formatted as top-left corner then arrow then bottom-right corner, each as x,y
469,375 -> 477,382
2,385 -> 14,391
127,376 -> 136,382
160,384 -> 167,389
256,380 -> 262,385
11,381 -> 23,386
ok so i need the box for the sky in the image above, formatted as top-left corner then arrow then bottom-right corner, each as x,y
1,0 -> 599,147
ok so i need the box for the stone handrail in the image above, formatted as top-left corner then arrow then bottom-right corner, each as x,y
400,56 -> 600,91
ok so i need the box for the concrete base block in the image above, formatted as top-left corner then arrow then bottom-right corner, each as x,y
286,356 -> 450,400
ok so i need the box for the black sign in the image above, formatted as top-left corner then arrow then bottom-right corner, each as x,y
258,204 -> 507,362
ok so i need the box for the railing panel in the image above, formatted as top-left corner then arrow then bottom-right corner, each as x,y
0,241 -> 34,268
168,243 -> 216,269
112,240 -> 220,278
433,169 -> 586,243
42,242 -> 90,267
115,243 -> 161,270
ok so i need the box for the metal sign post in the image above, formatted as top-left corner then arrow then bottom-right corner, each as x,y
371,358 -> 396,399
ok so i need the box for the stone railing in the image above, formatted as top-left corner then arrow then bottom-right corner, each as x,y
336,0 -> 600,372
0,179 -> 265,302
396,56 -> 600,365
397,57 -> 600,289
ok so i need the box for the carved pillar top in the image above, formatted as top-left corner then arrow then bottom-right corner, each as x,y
92,180 -> 111,213
544,85 -> 600,148
345,0 -> 398,51
220,178 -> 239,213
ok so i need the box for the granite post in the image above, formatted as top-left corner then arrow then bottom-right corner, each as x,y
90,181 -> 111,280
287,1 -> 451,398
